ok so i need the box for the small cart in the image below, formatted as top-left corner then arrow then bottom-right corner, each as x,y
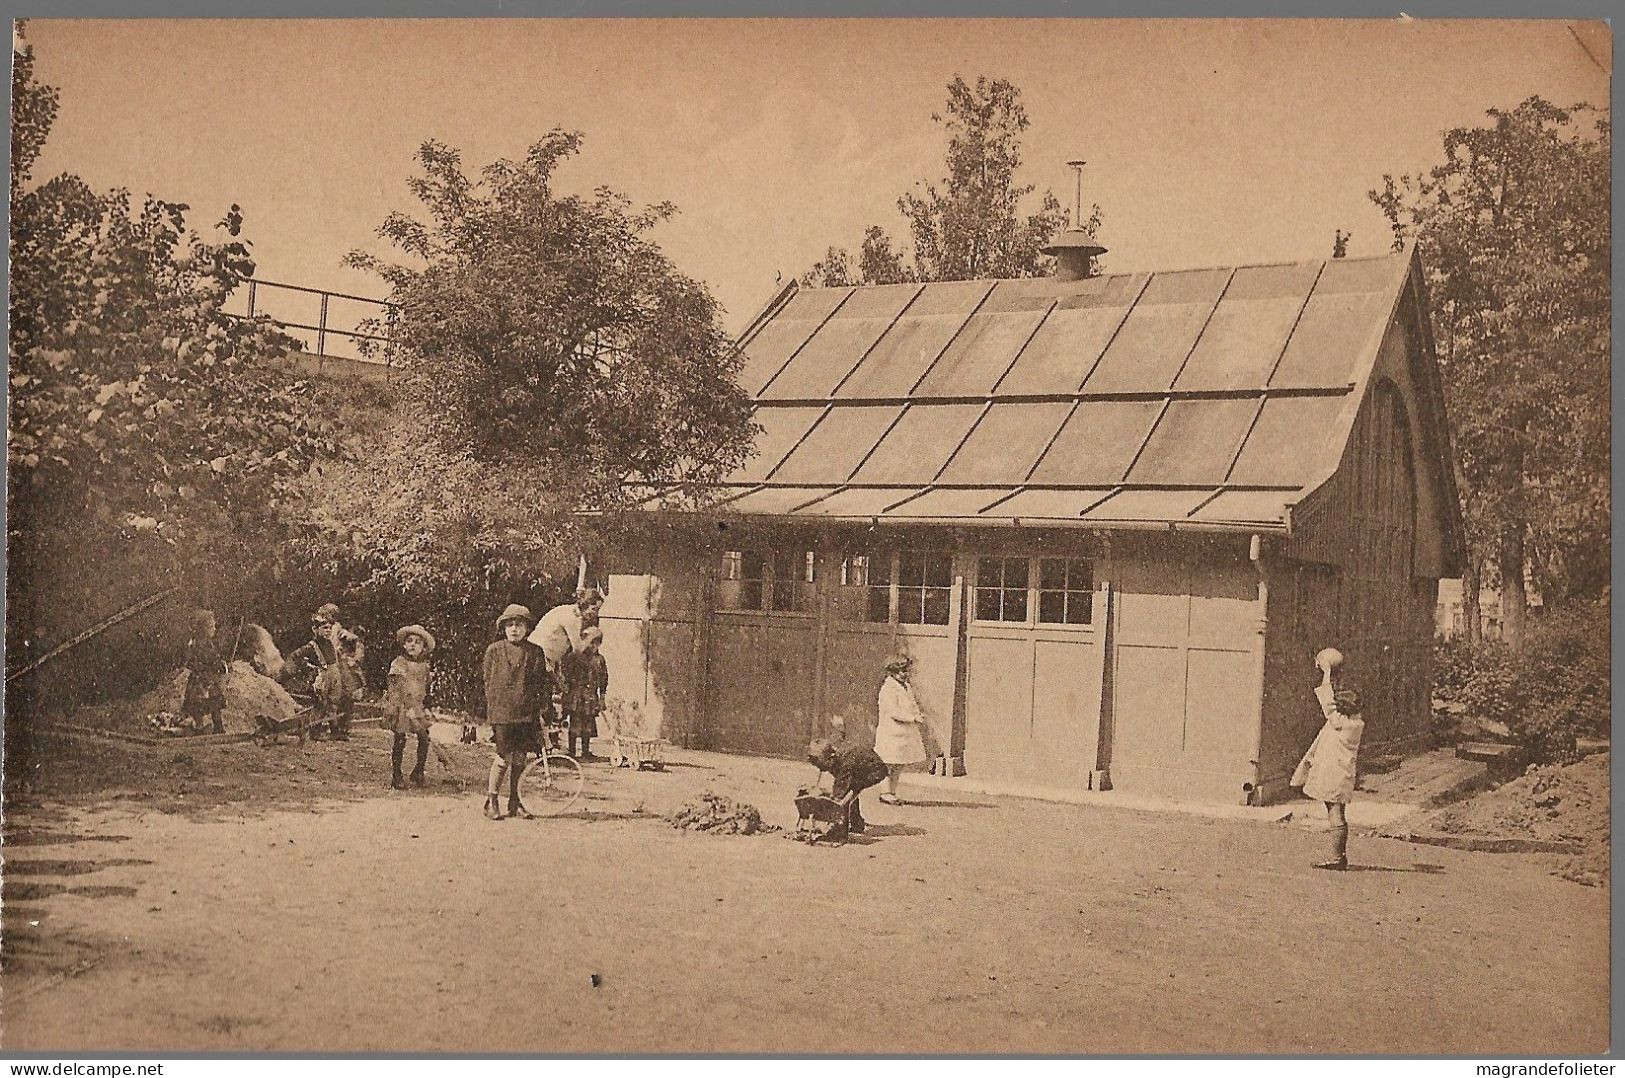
608,735 -> 668,771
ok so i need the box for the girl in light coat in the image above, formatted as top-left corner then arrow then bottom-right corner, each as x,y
874,653 -> 929,805
1290,647 -> 1365,871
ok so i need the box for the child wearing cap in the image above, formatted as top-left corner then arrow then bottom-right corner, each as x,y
480,603 -> 551,820
1290,647 -> 1366,871
560,625 -> 609,759
385,625 -> 436,789
288,603 -> 364,741
875,653 -> 929,805
806,737 -> 889,835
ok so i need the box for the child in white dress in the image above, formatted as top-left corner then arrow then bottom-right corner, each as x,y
1291,647 -> 1364,871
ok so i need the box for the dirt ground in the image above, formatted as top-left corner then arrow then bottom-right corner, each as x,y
0,729 -> 1609,1054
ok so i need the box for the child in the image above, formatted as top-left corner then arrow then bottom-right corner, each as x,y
480,603 -> 551,820
806,737 -> 889,835
181,609 -> 227,734
560,625 -> 609,759
1290,647 -> 1366,871
385,625 -> 435,789
874,653 -> 928,805
288,604 -> 364,741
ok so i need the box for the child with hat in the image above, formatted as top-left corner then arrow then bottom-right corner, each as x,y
480,603 -> 552,820
385,624 -> 436,789
560,625 -> 609,759
875,652 -> 929,805
288,603 -> 364,741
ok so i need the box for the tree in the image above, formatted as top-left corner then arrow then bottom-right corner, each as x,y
802,75 -> 1090,286
338,133 -> 756,589
1370,97 -> 1610,645
6,29 -> 335,771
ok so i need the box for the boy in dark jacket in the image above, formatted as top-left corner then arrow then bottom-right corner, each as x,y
481,603 -> 551,820
560,626 -> 609,759
806,737 -> 889,835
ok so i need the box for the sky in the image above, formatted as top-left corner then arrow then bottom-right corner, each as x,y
25,18 -> 1612,335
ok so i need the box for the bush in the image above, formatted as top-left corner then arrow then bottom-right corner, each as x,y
1432,602 -> 1610,762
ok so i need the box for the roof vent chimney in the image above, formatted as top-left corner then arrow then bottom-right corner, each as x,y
1043,159 -> 1107,281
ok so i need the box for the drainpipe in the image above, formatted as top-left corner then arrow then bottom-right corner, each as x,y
1244,533 -> 1269,806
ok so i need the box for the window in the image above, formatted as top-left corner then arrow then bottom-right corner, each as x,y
842,552 -> 951,626
975,557 -> 1030,623
718,549 -> 812,613
769,549 -> 815,612
898,552 -> 952,626
1037,557 -> 1093,625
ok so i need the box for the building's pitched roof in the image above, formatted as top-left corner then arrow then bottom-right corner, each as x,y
647,250 -> 1424,532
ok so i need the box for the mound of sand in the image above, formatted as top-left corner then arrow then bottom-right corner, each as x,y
138,660 -> 301,735
667,792 -> 776,836
1432,752 -> 1610,887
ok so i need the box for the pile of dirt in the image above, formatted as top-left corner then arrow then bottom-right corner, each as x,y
667,792 -> 776,836
1431,752 -> 1609,886
135,661 -> 301,735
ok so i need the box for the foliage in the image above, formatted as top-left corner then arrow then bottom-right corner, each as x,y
802,75 -> 1089,286
10,23 -> 58,202
1371,97 -> 1611,626
339,134 -> 756,585
1431,602 -> 1610,762
6,30 -> 336,710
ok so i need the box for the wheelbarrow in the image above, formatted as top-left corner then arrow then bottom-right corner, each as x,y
793,788 -> 857,845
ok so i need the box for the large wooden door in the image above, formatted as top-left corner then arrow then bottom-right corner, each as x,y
1108,554 -> 1260,801
961,554 -> 1106,788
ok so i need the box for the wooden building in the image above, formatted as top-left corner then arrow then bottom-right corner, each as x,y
593,242 -> 1464,804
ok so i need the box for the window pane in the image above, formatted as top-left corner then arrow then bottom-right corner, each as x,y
842,556 -> 868,588
722,551 -> 743,581
739,579 -> 763,610
897,586 -> 923,625
865,584 -> 892,624
925,554 -> 952,589
974,588 -> 1001,622
1002,587 -> 1029,623
922,587 -> 951,626
899,553 -> 926,588
1067,592 -> 1092,625
1038,590 -> 1066,624
978,557 -> 1003,588
1039,557 -> 1066,590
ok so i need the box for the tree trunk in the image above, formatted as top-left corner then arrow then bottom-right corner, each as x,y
1499,523 -> 1528,650
1462,556 -> 1483,645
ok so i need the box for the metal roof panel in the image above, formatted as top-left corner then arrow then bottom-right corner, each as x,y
769,404 -> 903,484
727,405 -> 826,483
1082,488 -> 1215,521
936,401 -> 1075,485
1028,399 -> 1164,485
1127,398 -> 1260,486
791,486 -> 921,517
848,403 -> 985,484
735,287 -> 851,394
1173,263 -> 1321,391
1190,489 -> 1293,524
884,487 -> 1012,517
1082,269 -> 1230,393
1227,394 -> 1351,486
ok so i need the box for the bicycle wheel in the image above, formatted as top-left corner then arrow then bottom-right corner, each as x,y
517,752 -> 584,817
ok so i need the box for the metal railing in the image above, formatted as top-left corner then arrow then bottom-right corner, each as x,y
233,277 -> 398,377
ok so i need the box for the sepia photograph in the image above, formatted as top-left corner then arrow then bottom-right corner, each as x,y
1,14 -> 1612,1058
